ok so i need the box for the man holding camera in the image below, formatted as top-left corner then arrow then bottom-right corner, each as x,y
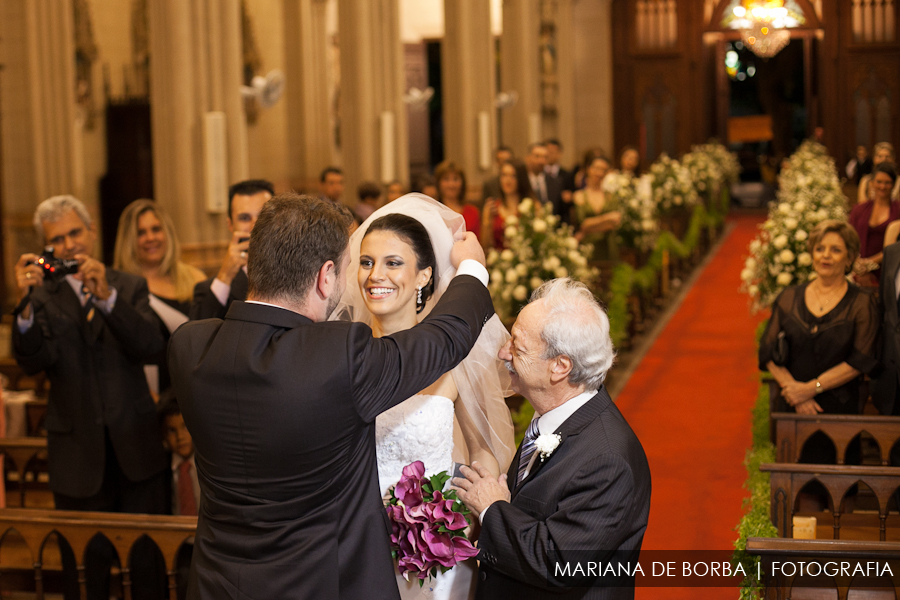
190,179 -> 274,320
12,195 -> 168,513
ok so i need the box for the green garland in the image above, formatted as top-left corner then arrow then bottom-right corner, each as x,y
732,322 -> 778,599
608,204 -> 723,347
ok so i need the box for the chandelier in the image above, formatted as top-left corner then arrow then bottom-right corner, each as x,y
732,1 -> 792,58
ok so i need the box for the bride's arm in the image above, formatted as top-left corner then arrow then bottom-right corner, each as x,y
455,394 -> 501,479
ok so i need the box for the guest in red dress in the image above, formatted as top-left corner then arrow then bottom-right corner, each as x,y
434,159 -> 480,240
849,162 -> 900,285
481,160 -> 534,250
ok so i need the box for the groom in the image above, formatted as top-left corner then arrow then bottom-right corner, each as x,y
454,278 -> 651,600
169,194 -> 493,599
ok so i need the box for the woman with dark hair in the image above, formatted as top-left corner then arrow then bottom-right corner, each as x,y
114,199 -> 205,394
619,146 -> 641,177
434,159 -> 481,240
332,194 -> 515,600
849,161 -> 900,285
571,155 -> 622,262
480,160 -> 535,250
759,220 -> 878,461
858,142 -> 899,203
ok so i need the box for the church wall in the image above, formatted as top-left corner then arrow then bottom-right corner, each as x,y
572,0 -> 615,162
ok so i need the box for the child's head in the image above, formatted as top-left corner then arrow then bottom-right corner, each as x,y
158,392 -> 194,460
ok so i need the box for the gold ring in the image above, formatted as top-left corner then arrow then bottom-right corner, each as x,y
240,251 -> 248,258
25,272 -> 32,279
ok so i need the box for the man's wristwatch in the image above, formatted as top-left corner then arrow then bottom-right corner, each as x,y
815,380 -> 823,395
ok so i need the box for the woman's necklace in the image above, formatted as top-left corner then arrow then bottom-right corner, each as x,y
812,280 -> 845,312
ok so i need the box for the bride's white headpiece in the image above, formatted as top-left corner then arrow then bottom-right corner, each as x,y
331,193 -> 515,472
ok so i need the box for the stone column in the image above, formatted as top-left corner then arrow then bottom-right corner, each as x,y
147,0 -> 249,265
553,0 -> 577,167
500,0 -> 541,155
283,0 -> 335,192
0,0 -> 80,299
442,0 -> 496,194
572,0 -> 614,159
338,0 -> 408,207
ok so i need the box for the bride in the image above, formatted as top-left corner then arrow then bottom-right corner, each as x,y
332,194 -> 515,599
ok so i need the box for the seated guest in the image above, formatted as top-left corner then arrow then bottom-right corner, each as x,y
190,179 -> 273,320
850,162 -> 900,286
481,160 -> 534,250
759,220 -> 878,462
320,166 -> 345,204
619,145 -> 641,177
858,143 -> 899,203
435,159 -> 480,239
454,278 -> 651,599
114,199 -> 205,395
354,181 -> 382,222
572,154 -> 622,262
385,180 -> 406,203
12,195 -> 169,599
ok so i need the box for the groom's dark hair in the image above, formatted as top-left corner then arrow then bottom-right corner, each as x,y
247,193 -> 349,302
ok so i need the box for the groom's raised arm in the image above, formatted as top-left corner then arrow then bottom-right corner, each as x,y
349,267 -> 493,423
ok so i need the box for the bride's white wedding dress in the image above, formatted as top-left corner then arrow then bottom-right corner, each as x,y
377,394 -> 476,600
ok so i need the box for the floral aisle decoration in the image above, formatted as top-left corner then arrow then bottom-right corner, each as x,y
603,171 -> 658,252
740,141 -> 848,312
647,153 -> 700,217
487,198 -> 599,322
702,139 -> 742,187
386,461 -> 479,583
681,147 -> 724,198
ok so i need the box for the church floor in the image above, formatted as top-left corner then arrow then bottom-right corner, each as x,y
614,214 -> 767,599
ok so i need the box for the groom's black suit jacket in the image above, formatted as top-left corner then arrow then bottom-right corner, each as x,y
475,387 -> 651,600
169,275 -> 493,600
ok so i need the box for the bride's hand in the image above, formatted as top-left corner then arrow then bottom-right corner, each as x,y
451,231 -> 486,268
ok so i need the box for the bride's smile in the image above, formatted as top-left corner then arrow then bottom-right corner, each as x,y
358,229 -> 433,325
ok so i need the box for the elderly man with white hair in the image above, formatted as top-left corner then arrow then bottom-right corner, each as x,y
454,278 -> 651,600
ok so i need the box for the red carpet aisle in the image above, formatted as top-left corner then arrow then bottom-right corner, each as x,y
613,214 -> 767,599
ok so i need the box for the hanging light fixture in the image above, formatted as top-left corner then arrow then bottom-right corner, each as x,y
732,1 -> 792,57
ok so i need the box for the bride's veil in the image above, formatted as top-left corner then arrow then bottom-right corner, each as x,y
330,193 -> 516,472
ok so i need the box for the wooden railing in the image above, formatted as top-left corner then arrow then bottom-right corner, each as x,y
0,437 -> 49,508
772,413 -> 900,465
0,509 -> 196,599
761,463 -> 900,540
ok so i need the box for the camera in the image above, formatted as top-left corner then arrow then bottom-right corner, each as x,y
34,247 -> 79,281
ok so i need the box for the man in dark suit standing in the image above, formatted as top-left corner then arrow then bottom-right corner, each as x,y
455,278 -> 651,600
169,194 -> 493,599
545,138 -> 575,207
874,242 -> 900,422
526,142 -> 567,224
13,195 -> 169,599
189,179 -> 274,320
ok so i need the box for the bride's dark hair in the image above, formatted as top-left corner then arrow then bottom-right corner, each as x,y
364,214 -> 437,313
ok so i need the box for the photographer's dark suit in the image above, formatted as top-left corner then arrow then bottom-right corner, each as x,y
169,275 -> 493,600
13,269 -> 168,502
476,387 -> 651,600
189,269 -> 248,321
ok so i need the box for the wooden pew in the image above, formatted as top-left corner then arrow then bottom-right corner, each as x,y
0,509 -> 196,599
766,379 -> 870,445
0,438 -> 50,508
746,537 -> 900,600
762,463 -> 900,540
772,413 -> 900,465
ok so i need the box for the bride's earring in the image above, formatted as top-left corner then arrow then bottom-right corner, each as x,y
416,286 -> 423,307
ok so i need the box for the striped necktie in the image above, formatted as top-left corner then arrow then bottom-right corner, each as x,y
516,419 -> 540,486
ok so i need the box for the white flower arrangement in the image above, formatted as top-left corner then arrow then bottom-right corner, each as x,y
602,171 -> 659,252
696,140 -> 741,186
487,199 -> 599,321
681,147 -> 724,195
535,433 -> 562,461
647,153 -> 700,216
740,140 -> 848,312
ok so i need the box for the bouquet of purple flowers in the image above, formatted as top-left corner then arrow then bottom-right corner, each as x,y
386,461 -> 479,583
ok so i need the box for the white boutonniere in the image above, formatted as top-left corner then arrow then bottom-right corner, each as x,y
535,433 -> 562,462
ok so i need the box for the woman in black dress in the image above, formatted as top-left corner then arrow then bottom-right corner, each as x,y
113,199 -> 206,396
759,220 -> 879,462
